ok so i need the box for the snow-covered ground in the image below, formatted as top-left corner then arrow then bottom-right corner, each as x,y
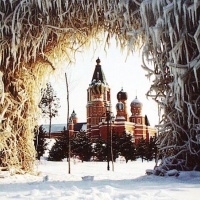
0,159 -> 200,200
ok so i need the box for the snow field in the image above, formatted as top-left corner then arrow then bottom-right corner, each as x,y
0,159 -> 200,200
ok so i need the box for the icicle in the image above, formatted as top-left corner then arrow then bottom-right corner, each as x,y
177,0 -> 182,14
65,0 -> 69,10
149,27 -> 157,49
132,0 -> 140,6
193,60 -> 200,88
118,0 -> 124,11
11,7 -> 19,61
163,2 -> 174,23
156,0 -> 161,17
187,4 -> 195,25
194,22 -> 200,53
183,38 -> 189,64
154,26 -> 162,45
188,103 -> 199,120
45,0 -> 51,13
194,0 -> 200,19
152,0 -> 157,18
140,0 -> 152,37
37,0 -> 41,10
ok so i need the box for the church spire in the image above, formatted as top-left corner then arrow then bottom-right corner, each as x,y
91,58 -> 107,84
96,57 -> 100,65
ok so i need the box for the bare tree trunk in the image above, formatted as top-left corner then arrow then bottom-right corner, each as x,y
65,72 -> 71,174
110,124 -> 114,172
49,108 -> 52,139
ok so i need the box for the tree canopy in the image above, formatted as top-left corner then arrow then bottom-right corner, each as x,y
39,82 -> 60,138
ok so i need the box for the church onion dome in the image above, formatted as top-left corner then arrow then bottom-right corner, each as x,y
116,101 -> 124,111
91,81 -> 105,94
96,57 -> 100,65
71,110 -> 77,119
131,96 -> 143,108
117,88 -> 128,101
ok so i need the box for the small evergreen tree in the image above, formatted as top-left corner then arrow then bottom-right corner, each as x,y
136,137 -> 146,162
119,131 -> 136,163
136,137 -> 158,162
34,125 -> 48,160
145,136 -> 157,161
93,138 -> 107,161
71,133 -> 92,162
39,82 -> 60,138
48,128 -> 68,161
70,134 -> 80,159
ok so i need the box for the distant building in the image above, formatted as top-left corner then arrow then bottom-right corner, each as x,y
43,124 -> 67,138
43,114 -> 86,139
45,58 -> 156,141
67,58 -> 157,143
68,110 -> 87,137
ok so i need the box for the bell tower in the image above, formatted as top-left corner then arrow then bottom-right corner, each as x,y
86,58 -> 111,138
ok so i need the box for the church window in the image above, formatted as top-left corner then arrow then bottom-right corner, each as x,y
107,91 -> 110,101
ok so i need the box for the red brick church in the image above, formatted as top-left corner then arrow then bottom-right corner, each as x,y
68,58 -> 157,143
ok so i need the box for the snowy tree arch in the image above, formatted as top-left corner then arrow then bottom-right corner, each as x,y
0,0 -> 199,173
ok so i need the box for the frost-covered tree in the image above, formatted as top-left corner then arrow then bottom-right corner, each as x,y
39,83 -> 60,138
138,0 -> 200,171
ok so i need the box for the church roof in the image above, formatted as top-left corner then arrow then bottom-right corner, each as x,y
145,115 -> 150,126
74,122 -> 87,132
71,110 -> 77,119
117,88 -> 128,100
43,122 -> 87,133
131,96 -> 143,107
43,124 -> 67,133
91,58 -> 107,84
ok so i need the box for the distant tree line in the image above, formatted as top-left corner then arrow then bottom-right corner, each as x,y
47,129 -> 158,163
